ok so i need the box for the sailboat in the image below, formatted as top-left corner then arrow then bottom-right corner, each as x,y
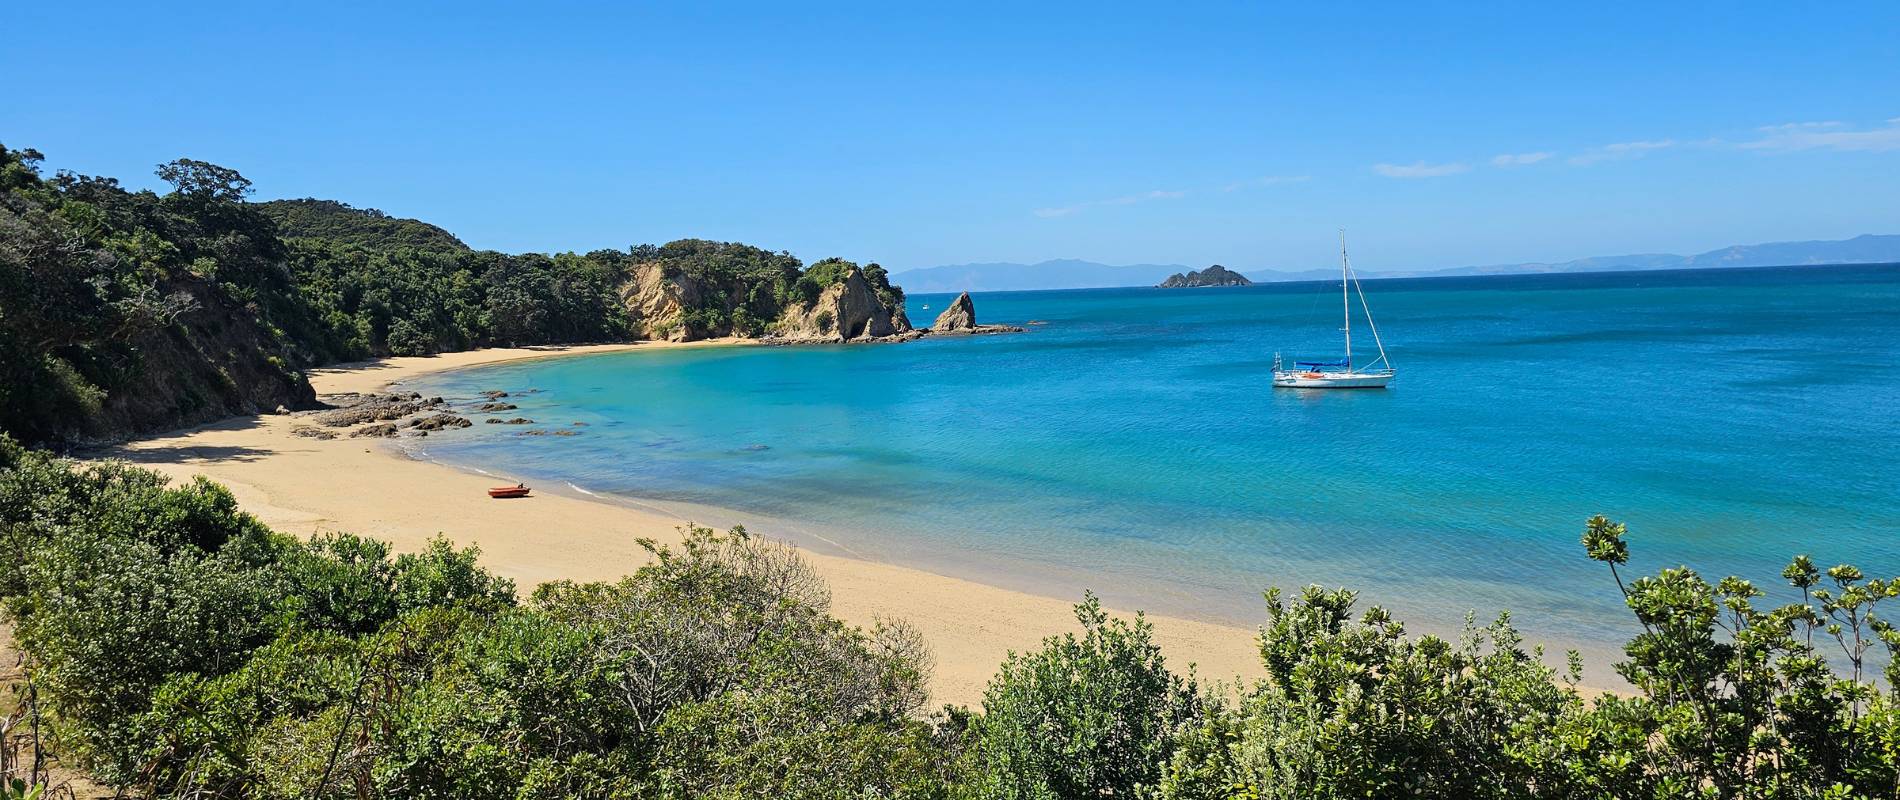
1272,232 -> 1395,389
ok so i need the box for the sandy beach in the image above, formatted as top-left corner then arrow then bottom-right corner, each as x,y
103,341 -> 1267,706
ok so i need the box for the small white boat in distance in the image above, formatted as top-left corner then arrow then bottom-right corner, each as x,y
1273,232 -> 1395,389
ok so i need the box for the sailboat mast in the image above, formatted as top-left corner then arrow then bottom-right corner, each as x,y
1340,230 -> 1351,369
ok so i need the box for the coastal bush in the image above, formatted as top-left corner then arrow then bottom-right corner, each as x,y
956,594 -> 1200,799
1544,516 -> 1900,797
1147,516 -> 1900,800
0,451 -> 945,797
5,442 -> 1899,798
1156,591 -> 1577,800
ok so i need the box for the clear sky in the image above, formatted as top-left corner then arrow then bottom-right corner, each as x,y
5,2 -> 1897,272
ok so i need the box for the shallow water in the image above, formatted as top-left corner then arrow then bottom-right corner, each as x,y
408,264 -> 1900,679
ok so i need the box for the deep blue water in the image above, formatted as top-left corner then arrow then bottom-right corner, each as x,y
407,264 -> 1900,676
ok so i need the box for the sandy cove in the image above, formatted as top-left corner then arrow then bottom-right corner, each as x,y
103,341 -> 1267,706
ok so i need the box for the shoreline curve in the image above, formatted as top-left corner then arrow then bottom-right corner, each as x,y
100,340 -> 1269,705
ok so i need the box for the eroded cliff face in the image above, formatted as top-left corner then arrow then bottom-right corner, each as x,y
619,262 -> 700,341
64,282 -> 319,445
773,269 -> 913,342
618,263 -> 916,343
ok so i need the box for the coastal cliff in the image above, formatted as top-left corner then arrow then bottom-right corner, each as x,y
772,267 -> 913,341
1158,264 -> 1253,288
1,146 -> 321,446
617,241 -> 917,343
1,145 -> 1003,447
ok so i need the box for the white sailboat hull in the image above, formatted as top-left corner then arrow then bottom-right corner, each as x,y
1273,232 -> 1397,390
1272,370 -> 1394,389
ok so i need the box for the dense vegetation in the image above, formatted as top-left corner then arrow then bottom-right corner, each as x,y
2,442 -> 1896,798
0,144 -> 909,447
0,146 -> 324,445
255,199 -> 468,252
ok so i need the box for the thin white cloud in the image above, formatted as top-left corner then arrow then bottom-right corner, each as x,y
1757,121 -> 1845,133
1738,118 -> 1900,153
1491,152 -> 1552,167
1222,174 -> 1311,191
1034,189 -> 1188,218
1568,139 -> 1677,166
1372,161 -> 1470,178
1351,115 -> 1895,184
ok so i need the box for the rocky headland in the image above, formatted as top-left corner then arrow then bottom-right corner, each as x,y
616,242 -> 1023,345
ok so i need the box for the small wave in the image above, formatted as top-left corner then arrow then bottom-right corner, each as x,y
781,525 -> 866,559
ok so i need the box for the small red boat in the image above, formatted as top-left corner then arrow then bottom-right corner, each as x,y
487,484 -> 531,499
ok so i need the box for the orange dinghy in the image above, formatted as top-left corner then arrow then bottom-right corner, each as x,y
488,484 -> 531,499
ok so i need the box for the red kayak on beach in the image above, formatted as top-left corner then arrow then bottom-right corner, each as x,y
488,484 -> 531,499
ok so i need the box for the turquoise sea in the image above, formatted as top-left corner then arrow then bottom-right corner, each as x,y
407,264 -> 1900,675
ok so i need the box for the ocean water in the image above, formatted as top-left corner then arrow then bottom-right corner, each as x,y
407,264 -> 1900,676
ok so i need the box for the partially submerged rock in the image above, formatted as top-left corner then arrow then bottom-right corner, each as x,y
311,392 -> 441,428
409,414 -> 472,431
486,417 -> 534,425
349,422 -> 402,438
474,402 -> 518,412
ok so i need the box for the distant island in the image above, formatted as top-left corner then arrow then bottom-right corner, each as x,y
1157,265 -> 1253,288
893,233 -> 1900,292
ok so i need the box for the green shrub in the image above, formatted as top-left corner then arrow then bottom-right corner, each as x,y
1157,590 -> 1574,800
958,594 -> 1200,799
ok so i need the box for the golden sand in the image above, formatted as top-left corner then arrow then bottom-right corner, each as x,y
105,341 -> 1267,705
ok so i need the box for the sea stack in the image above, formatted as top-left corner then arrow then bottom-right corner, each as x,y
931,292 -> 978,331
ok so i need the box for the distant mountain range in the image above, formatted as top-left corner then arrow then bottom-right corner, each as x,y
892,234 -> 1900,293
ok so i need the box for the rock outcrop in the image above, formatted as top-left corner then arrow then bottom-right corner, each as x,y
409,414 -> 473,432
1158,264 -> 1253,288
926,291 -> 1026,336
615,248 -> 1022,345
772,268 -> 911,342
310,392 -> 441,428
931,292 -> 977,331
621,262 -> 702,341
349,422 -> 402,438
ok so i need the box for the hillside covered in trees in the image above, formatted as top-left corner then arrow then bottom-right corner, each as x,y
3,443 -> 1898,798
0,145 -> 915,447
255,198 -> 470,252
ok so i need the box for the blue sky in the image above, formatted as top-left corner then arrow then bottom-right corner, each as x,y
5,2 -> 1897,272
